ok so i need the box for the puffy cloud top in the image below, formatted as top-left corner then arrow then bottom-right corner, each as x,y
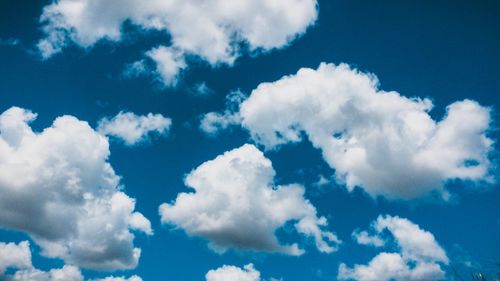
97,111 -> 171,145
338,215 -> 449,281
206,264 -> 261,281
219,63 -> 494,200
159,144 -> 340,255
7,265 -> 84,281
0,241 -> 32,274
37,0 -> 318,85
0,107 -> 152,270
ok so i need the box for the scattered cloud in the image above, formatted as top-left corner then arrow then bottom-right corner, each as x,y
206,264 -> 261,281
90,276 -> 143,281
199,90 -> 245,135
159,144 -> 340,255
205,63 -> 494,200
0,107 -> 152,270
338,215 -> 449,281
352,230 -> 385,247
124,47 -> 187,87
0,240 -> 142,281
7,265 -> 84,281
37,0 -> 318,86
199,111 -> 241,136
313,175 -> 332,188
123,60 -> 149,79
190,82 -> 214,98
0,241 -> 32,275
0,38 -> 20,47
144,46 -> 187,87
97,111 -> 171,146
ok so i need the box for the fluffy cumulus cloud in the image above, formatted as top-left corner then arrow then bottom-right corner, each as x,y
97,111 -> 171,145
338,215 -> 449,281
205,264 -> 261,281
0,107 -> 152,270
0,241 -> 142,281
207,63 -> 494,200
37,0 -> 318,85
159,144 -> 340,255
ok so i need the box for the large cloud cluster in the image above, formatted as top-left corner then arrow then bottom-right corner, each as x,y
0,107 -> 152,270
0,241 -> 142,281
159,144 -> 340,255
37,0 -> 318,86
338,215 -> 449,281
203,63 -> 493,200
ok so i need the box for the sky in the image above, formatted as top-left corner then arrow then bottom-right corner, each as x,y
0,0 -> 499,281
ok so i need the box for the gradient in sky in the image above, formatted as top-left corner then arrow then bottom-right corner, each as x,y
0,1 -> 499,281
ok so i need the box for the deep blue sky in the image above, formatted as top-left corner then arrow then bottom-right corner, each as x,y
0,0 -> 499,280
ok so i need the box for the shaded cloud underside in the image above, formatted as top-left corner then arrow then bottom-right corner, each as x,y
160,144 -> 340,255
0,107 -> 152,270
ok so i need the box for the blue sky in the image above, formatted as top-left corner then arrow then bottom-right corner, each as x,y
0,1 -> 499,280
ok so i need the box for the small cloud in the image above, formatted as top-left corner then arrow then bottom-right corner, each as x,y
97,111 -> 172,146
123,59 -> 148,79
0,37 -> 20,47
313,175 -> 333,189
351,230 -> 385,247
206,264 -> 261,281
189,82 -> 214,97
199,89 -> 246,136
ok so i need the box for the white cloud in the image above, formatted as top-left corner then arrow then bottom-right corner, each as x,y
210,63 -> 493,200
352,230 -> 385,247
159,144 -> 340,255
37,0 -> 318,85
200,90 -> 245,135
206,264 -> 260,281
0,241 -> 32,274
199,111 -> 241,136
90,276 -> 143,281
97,111 -> 171,146
7,265 -> 84,281
145,46 -> 187,87
0,107 -> 152,270
0,241 -> 142,281
338,215 -> 448,281
0,241 -> 82,281
124,47 -> 187,87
